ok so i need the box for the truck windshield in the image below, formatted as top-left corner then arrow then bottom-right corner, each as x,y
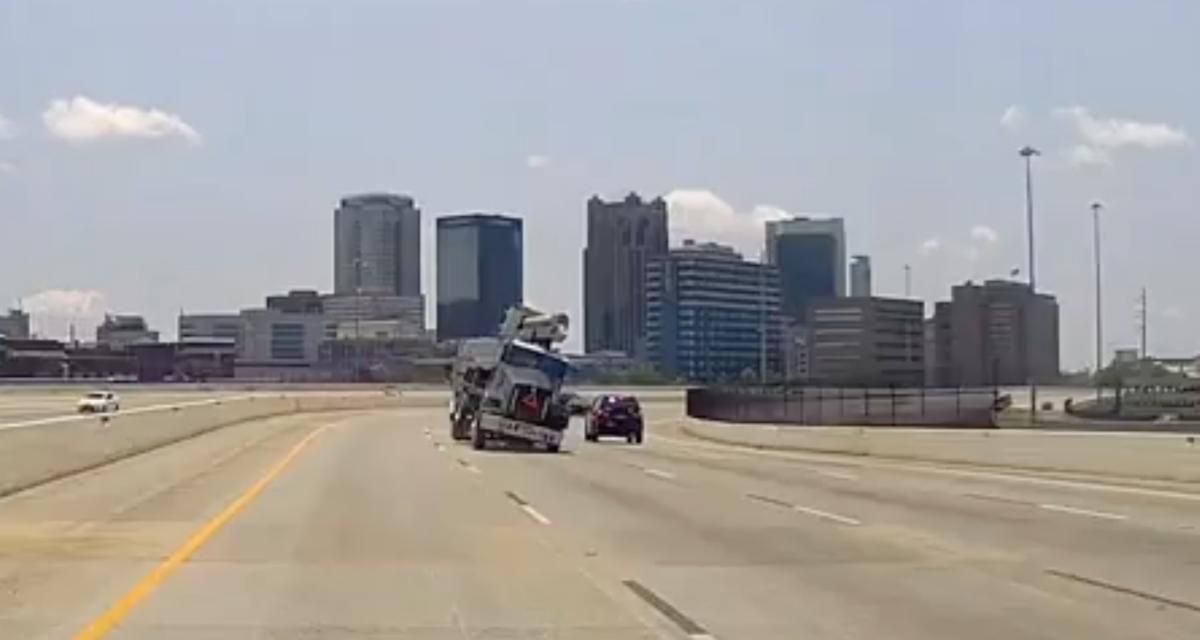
501,345 -> 568,380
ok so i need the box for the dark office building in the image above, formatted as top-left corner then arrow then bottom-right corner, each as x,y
765,217 -> 846,323
436,214 -> 523,341
645,241 -> 783,383
807,296 -> 925,386
583,193 -> 669,356
929,280 -> 1060,386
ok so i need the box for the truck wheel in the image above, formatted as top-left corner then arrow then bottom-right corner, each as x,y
634,430 -> 644,444
471,418 -> 486,451
546,442 -> 560,453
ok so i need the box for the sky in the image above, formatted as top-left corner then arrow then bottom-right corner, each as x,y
1,0 -> 1197,368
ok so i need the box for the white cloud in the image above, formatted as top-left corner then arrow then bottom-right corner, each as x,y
1054,106 -> 1191,151
1000,105 -> 1026,131
0,160 -> 14,175
969,224 -> 999,244
664,189 -> 791,259
525,154 -> 549,169
1066,144 -> 1111,167
42,96 -> 201,145
918,237 -> 942,256
23,289 -> 107,316
21,289 -> 109,339
0,112 -> 13,139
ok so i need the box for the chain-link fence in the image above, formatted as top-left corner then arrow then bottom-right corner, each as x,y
686,384 -> 1004,427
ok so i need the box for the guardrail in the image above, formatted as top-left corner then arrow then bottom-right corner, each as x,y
686,385 -> 1002,427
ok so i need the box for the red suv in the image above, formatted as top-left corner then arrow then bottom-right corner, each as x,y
585,395 -> 644,444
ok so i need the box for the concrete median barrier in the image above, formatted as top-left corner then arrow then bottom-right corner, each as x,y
0,392 -> 410,498
681,418 -> 1200,483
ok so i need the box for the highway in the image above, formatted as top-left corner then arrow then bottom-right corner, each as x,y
1,400 -> 1198,638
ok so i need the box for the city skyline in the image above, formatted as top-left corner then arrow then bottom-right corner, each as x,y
1,1 -> 1197,367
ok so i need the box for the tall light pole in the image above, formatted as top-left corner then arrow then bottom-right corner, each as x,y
1019,145 -> 1041,425
1090,202 -> 1103,399
353,257 -> 367,381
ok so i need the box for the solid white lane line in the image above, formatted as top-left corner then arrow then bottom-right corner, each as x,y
521,504 -> 552,525
791,503 -> 861,526
816,469 -> 858,481
643,468 -> 676,480
1039,503 -> 1127,521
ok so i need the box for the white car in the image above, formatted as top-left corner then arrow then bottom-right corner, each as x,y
78,391 -> 120,414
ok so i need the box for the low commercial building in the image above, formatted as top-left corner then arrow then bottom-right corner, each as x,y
645,241 -> 783,383
807,296 -> 925,386
323,294 -> 425,338
266,289 -> 325,314
179,313 -> 242,346
0,309 -> 30,339
928,280 -> 1059,386
236,307 -> 335,379
96,315 -> 159,351
176,337 -> 237,380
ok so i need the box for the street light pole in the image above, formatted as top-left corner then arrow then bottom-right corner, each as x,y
1019,145 -> 1041,425
1090,202 -> 1104,400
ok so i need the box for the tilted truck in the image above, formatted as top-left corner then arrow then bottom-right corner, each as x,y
448,306 -> 572,452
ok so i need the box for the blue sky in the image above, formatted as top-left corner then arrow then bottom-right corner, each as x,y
1,0 -> 1197,367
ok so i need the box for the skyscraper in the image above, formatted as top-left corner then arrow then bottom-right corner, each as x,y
850,255 -> 872,297
765,217 -> 846,323
645,241 -> 783,383
436,214 -> 523,340
334,193 -> 422,296
583,193 -> 668,355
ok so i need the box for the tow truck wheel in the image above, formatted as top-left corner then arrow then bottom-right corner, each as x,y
470,416 -> 486,450
545,442 -> 560,453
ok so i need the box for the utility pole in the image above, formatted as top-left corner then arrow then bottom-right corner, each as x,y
1090,202 -> 1103,399
1138,287 -> 1148,360
758,255 -> 767,385
1019,145 -> 1041,425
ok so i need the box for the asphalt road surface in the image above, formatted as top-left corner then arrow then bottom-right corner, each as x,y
1,403 -> 1198,639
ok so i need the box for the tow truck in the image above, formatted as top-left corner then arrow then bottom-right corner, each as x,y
448,306 -> 572,452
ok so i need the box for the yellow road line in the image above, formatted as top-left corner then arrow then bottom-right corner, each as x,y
73,425 -> 328,639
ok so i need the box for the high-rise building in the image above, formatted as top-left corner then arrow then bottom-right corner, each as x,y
929,280 -> 1060,386
436,214 -> 523,341
850,255 -> 872,297
765,217 -> 846,323
645,240 -> 782,383
333,193 -> 422,297
583,193 -> 669,356
807,296 -> 924,386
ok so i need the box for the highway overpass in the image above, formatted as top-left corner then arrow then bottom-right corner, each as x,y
0,386 -> 1196,639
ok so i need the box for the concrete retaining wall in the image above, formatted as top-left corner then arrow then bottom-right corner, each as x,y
681,418 -> 1200,483
0,392 -> 408,498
